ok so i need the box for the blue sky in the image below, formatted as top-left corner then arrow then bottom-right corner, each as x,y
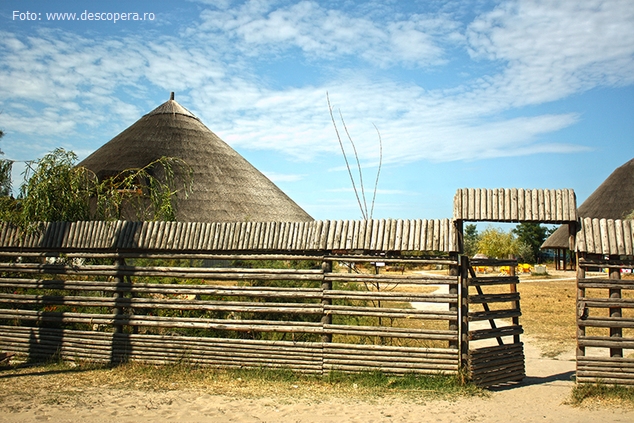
0,0 -> 632,221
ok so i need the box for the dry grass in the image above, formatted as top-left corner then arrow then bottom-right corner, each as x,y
0,361 -> 479,411
516,279 -> 578,357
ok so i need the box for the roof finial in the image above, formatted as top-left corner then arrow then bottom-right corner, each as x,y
170,92 -> 175,101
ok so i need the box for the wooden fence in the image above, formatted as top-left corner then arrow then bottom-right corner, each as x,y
0,219 -> 461,376
576,218 -> 634,386
13,187 -> 631,389
453,188 -> 577,223
0,219 -> 458,253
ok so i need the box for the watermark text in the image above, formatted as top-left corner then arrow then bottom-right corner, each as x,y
13,10 -> 155,23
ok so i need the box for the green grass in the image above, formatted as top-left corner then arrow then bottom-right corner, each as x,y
571,383 -> 634,407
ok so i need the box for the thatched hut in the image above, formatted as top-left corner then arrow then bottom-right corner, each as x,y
541,157 -> 634,268
79,94 -> 312,222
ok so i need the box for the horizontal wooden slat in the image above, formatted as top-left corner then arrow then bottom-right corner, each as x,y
324,324 -> 457,340
325,305 -> 456,320
578,258 -> 634,270
467,276 -> 520,286
0,294 -> 323,314
468,325 -> 523,341
468,309 -> 521,322
325,273 -> 457,285
468,293 -> 520,304
578,317 -> 634,328
579,297 -> 634,308
0,262 -> 324,280
0,309 -> 324,333
577,278 -> 634,289
578,336 -> 634,349
325,291 -> 456,302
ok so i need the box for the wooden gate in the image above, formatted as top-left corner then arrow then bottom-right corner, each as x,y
464,257 -> 525,387
453,188 -> 578,387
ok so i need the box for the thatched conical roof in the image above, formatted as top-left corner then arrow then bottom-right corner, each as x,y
542,158 -> 634,249
79,95 -> 313,222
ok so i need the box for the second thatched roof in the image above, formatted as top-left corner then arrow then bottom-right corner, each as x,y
542,157 -> 634,249
79,95 -> 313,223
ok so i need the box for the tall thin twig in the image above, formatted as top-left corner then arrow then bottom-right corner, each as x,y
339,110 -> 368,219
327,92 -> 366,220
370,124 -> 383,220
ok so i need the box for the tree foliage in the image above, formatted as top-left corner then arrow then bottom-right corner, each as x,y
476,227 -> 520,259
19,149 -> 92,222
512,222 -> 551,263
463,223 -> 480,258
0,148 -> 192,228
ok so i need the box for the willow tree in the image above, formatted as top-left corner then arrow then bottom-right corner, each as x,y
0,129 -> 11,197
1,148 -> 192,229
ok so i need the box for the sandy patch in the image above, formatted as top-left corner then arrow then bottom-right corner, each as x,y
1,336 -> 633,423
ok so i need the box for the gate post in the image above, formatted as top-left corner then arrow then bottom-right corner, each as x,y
576,253 -> 585,359
609,257 -> 623,358
459,255 -> 470,370
449,253 -> 459,350
321,259 -> 332,344
113,258 -> 126,334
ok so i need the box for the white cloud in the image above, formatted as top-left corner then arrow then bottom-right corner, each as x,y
466,0 -> 634,106
194,0 -> 457,67
0,0 -> 631,167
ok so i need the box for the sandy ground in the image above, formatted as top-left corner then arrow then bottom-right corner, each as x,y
1,340 -> 633,423
2,338 -> 633,422
1,270 -> 633,422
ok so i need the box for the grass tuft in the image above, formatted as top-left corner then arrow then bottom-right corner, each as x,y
570,383 -> 634,408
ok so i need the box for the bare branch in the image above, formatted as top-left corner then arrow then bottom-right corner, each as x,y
370,124 -> 383,220
339,109 -> 368,219
327,92 -> 366,220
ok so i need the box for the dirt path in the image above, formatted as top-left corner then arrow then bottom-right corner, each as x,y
1,337 -> 632,423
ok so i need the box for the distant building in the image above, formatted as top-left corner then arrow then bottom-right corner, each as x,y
541,158 -> 634,269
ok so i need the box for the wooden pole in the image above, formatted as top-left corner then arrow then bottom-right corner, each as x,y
321,260 -> 332,344
609,256 -> 622,358
113,258 -> 126,334
448,253 -> 459,349
576,253 -> 586,359
509,262 -> 520,344
460,255 -> 470,369
568,222 -> 577,271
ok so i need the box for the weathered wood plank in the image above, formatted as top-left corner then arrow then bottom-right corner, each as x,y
468,188 -> 475,220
